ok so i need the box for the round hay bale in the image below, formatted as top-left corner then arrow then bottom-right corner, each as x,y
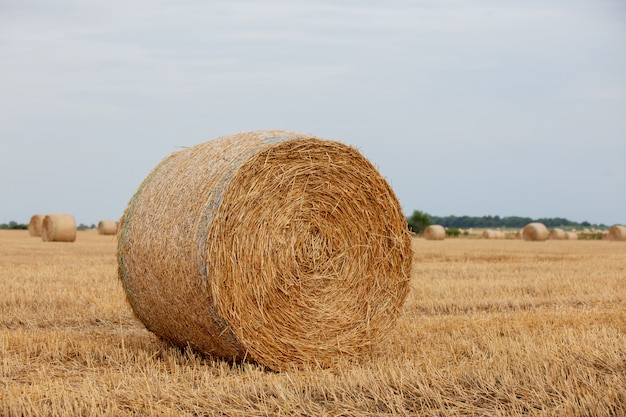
549,228 -> 566,240
424,225 -> 445,240
97,220 -> 118,235
28,214 -> 46,237
41,214 -> 77,242
117,130 -> 413,371
482,229 -> 504,239
608,225 -> 626,241
564,231 -> 578,240
522,222 -> 548,241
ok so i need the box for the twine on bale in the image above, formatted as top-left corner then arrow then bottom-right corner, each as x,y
41,214 -> 77,242
117,130 -> 413,371
522,222 -> 548,242
28,214 -> 45,237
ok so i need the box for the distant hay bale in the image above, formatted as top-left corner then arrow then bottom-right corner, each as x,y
117,130 -> 412,371
522,222 -> 548,242
608,225 -> 626,241
482,229 -> 504,239
549,228 -> 566,240
97,220 -> 118,235
564,231 -> 578,240
424,225 -> 445,240
41,214 -> 77,242
28,214 -> 46,237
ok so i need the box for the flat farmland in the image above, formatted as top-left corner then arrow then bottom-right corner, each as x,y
1,229 -> 624,416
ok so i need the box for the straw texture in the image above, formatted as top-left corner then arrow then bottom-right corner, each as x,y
28,214 -> 45,237
424,225 -> 445,240
118,130 -> 412,371
97,220 -> 118,235
608,225 -> 626,241
41,214 -> 77,242
522,222 -> 548,241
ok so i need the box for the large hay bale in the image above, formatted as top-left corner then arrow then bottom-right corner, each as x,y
41,214 -> 77,242
424,225 -> 445,240
522,222 -> 548,241
564,231 -> 578,240
97,220 -> 118,235
28,214 -> 46,237
549,228 -> 566,240
608,225 -> 626,241
117,130 -> 413,371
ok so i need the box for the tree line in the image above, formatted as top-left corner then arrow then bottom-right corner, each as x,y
407,210 -> 606,234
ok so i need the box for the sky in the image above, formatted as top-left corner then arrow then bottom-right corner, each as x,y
1,0 -> 625,227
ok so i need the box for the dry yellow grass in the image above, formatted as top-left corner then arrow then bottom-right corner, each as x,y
1,230 -> 625,416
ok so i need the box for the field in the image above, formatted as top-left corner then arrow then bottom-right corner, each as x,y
1,229 -> 625,416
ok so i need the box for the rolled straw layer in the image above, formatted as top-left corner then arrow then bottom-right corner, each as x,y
522,222 -> 548,241
41,214 -> 77,242
424,225 -> 445,240
608,225 -> 626,241
28,214 -> 45,237
98,220 -> 118,235
118,130 -> 412,370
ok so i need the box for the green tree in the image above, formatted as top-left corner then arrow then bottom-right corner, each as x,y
407,210 -> 432,234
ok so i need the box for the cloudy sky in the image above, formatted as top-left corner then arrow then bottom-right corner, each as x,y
1,0 -> 625,226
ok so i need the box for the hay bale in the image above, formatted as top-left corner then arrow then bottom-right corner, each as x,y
564,231 -> 578,240
97,220 -> 118,235
424,225 -> 445,240
41,214 -> 77,242
482,229 -> 504,239
608,225 -> 626,241
28,214 -> 46,237
549,228 -> 566,240
117,130 -> 412,371
522,222 -> 548,241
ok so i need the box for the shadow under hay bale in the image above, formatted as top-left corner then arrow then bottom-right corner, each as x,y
117,130 -> 413,371
41,214 -> 77,242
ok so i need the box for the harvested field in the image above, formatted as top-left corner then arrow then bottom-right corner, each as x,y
1,229 -> 625,416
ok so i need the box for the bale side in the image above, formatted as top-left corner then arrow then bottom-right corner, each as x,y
424,225 -> 445,240
608,225 -> 626,241
41,214 -> 77,242
28,214 -> 45,237
117,130 -> 412,371
98,220 -> 118,235
522,222 -> 548,241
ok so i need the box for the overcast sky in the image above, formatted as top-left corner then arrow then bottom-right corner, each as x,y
1,0 -> 625,226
